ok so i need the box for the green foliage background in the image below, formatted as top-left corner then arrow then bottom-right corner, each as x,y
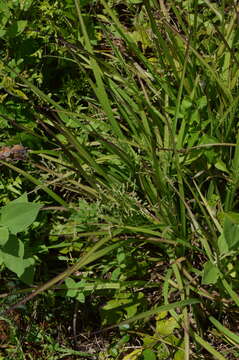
0,0 -> 239,359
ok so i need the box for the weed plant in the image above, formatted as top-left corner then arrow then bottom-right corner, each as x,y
1,0 -> 239,359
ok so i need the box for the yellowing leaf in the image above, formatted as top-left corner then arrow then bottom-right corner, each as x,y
156,317 -> 179,336
123,349 -> 143,360
227,263 -> 236,278
9,88 -> 29,100
156,311 -> 168,320
0,93 -> 8,103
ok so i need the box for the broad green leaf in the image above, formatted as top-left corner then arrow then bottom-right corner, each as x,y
65,278 -> 78,297
143,335 -> 157,346
156,316 -> 179,336
0,250 -> 3,265
174,349 -> 185,360
20,0 -> 33,11
0,227 -> 9,246
157,343 -> 170,360
218,234 -> 229,255
65,278 -> 86,302
65,277 -> 76,288
11,193 -> 28,203
2,237 -> 35,284
202,261 -> 219,285
197,95 -> 207,109
125,303 -> 139,318
190,110 -> 200,124
156,311 -> 168,320
7,20 -> 28,38
76,292 -> 85,303
103,298 -> 131,310
223,217 -> 239,250
130,30 -> 151,51
199,134 -> 219,145
181,98 -> 192,111
215,160 -> 229,173
0,30 -> 6,38
142,349 -> 156,360
0,202 -> 42,234
0,2 -> 11,14
224,211 -> 239,224
3,254 -> 35,284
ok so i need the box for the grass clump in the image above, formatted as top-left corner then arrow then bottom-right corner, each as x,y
1,0 -> 239,359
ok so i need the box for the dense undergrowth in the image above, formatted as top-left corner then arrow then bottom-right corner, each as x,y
0,0 -> 239,359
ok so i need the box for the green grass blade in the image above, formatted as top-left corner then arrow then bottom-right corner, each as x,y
113,299 -> 200,328
6,229 -> 123,310
74,0 -> 124,139
162,20 -> 232,102
220,277 -> 239,307
209,316 -> 239,345
193,332 -> 227,360
0,160 -> 68,208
